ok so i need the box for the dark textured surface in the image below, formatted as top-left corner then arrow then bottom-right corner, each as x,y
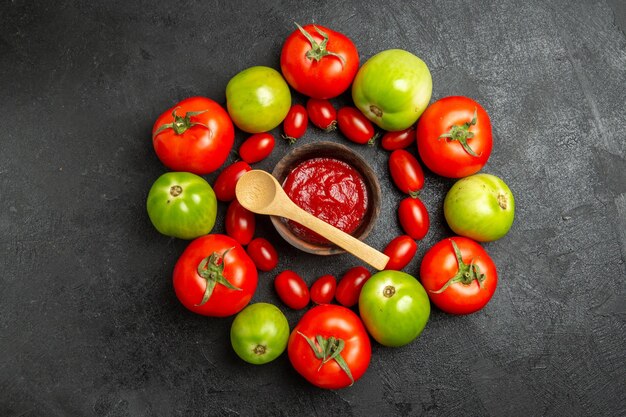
1,0 -> 625,416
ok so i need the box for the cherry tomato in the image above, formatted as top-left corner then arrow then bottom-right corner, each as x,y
282,104 -> 308,144
246,238 -> 279,272
335,266 -> 371,307
280,24 -> 359,99
337,107 -> 378,145
173,234 -> 258,317
398,197 -> 429,240
417,96 -> 492,178
213,161 -> 251,202
275,270 -> 310,310
388,149 -> 424,196
225,199 -> 255,246
288,305 -> 371,389
152,97 -> 234,175
310,275 -> 337,305
383,235 -> 417,271
238,133 -> 275,164
306,98 -> 337,131
381,127 -> 415,151
420,237 -> 497,315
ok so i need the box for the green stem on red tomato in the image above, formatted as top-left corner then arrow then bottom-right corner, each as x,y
438,108 -> 481,157
295,23 -> 345,65
153,108 -> 209,137
195,247 -> 241,306
430,240 -> 486,294
297,331 -> 354,385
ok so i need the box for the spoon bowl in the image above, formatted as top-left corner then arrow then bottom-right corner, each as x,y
234,170 -> 281,214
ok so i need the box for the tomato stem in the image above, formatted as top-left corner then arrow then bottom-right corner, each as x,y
153,108 -> 210,137
281,134 -> 299,145
195,247 -> 241,306
430,240 -> 486,294
438,108 -> 481,157
297,331 -> 354,385
367,131 -> 380,146
295,23 -> 345,65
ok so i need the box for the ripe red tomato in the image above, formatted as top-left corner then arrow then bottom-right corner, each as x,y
398,197 -> 429,240
310,274 -> 337,305
275,270 -> 310,310
383,235 -> 417,271
283,104 -> 308,144
335,266 -> 371,307
213,161 -> 251,202
416,96 -> 492,178
337,107 -> 378,145
225,199 -> 255,246
420,237 -> 497,315
388,149 -> 424,196
246,238 -> 279,272
288,305 -> 371,389
280,24 -> 359,99
381,127 -> 415,151
306,98 -> 337,131
238,133 -> 275,164
152,97 -> 235,175
173,234 -> 258,317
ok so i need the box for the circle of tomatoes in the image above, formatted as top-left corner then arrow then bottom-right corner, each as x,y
337,107 -> 378,145
239,133 -> 275,164
420,237 -> 497,315
335,266 -> 371,307
310,274 -> 337,305
246,238 -> 279,272
398,197 -> 429,240
274,270 -> 310,310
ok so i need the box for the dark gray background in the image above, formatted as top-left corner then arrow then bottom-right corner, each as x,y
1,0 -> 625,416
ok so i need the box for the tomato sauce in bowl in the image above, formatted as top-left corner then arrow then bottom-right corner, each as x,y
282,157 -> 369,244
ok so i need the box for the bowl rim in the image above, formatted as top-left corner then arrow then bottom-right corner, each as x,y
270,141 -> 382,256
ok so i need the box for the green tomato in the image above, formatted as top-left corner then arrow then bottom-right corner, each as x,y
146,172 -> 217,240
230,303 -> 290,365
226,66 -> 291,133
352,49 -> 432,132
358,271 -> 430,347
444,173 -> 515,242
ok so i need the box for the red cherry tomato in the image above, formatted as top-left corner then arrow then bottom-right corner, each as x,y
417,96 -> 492,178
381,127 -> 415,151
275,270 -> 310,310
388,149 -> 424,196
306,98 -> 337,131
280,24 -> 359,99
213,161 -> 251,202
283,104 -> 308,144
225,199 -> 255,246
310,274 -> 337,305
152,96 -> 234,175
335,266 -> 371,307
383,235 -> 417,271
245,238 -> 279,272
398,197 -> 429,240
420,237 -> 497,315
337,107 -> 378,145
238,133 -> 275,164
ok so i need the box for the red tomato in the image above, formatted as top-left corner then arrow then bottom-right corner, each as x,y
335,266 -> 371,307
246,238 -> 279,272
383,236 -> 417,271
420,237 -> 497,315
238,133 -> 275,164
398,197 -> 429,240
213,161 -> 251,202
310,275 -> 337,305
388,149 -> 424,196
173,234 -> 257,317
225,200 -> 255,246
337,107 -> 378,145
275,270 -> 310,310
288,305 -> 371,389
283,104 -> 308,144
381,127 -> 415,151
280,24 -> 359,99
306,98 -> 337,131
152,97 -> 235,175
416,96 -> 492,178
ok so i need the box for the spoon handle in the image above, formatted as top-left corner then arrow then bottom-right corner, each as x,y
287,207 -> 389,270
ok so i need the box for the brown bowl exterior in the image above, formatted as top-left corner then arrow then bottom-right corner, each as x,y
271,141 -> 382,256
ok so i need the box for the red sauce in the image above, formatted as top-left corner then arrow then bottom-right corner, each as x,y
282,157 -> 368,245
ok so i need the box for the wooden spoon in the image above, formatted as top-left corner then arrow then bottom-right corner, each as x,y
235,170 -> 389,270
